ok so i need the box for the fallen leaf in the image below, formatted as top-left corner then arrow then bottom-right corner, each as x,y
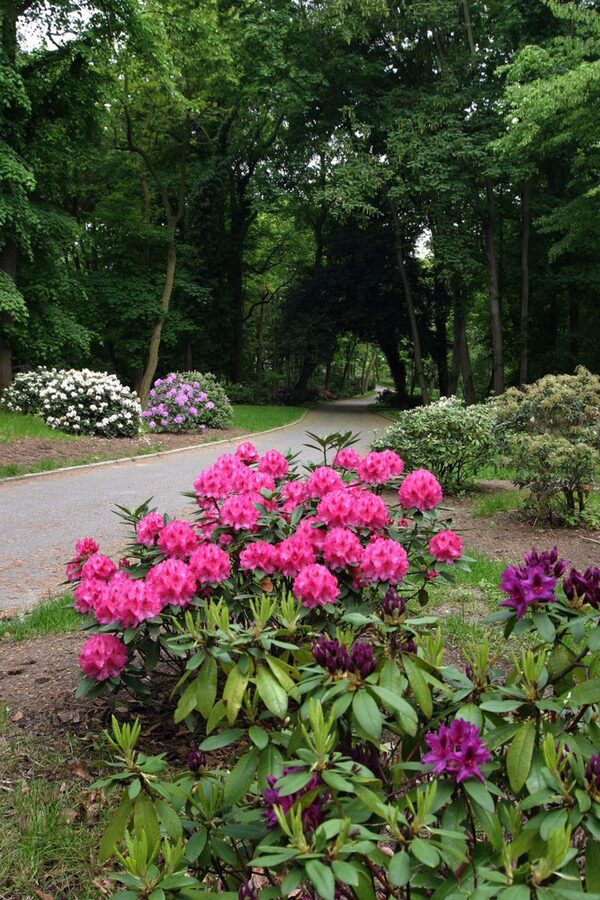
69,760 -> 89,779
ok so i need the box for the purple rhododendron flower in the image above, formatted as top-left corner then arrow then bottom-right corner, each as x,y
423,718 -> 490,784
263,767 -> 326,830
499,548 -> 564,618
564,566 -> 600,609
312,636 -> 377,678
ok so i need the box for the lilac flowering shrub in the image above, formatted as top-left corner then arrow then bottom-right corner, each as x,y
70,434 -> 600,896
142,372 -> 233,432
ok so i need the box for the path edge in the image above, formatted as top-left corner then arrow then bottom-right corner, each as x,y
0,409 -> 311,485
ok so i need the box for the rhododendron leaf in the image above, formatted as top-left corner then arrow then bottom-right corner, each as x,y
568,679 -> 600,707
174,679 -> 199,724
387,851 -> 410,887
403,656 -> 432,718
256,665 -> 288,718
257,744 -> 284,791
352,691 -> 383,741
507,722 -> 536,793
331,692 -> 353,719
134,792 -> 160,850
99,794 -> 133,862
265,655 -> 296,691
277,769 -> 315,796
370,685 -> 418,734
532,611 -> 555,643
305,859 -> 335,900
224,748 -> 259,804
185,828 -> 207,862
410,837 -> 439,867
322,770 -> 355,793
199,729 -> 244,751
223,664 -> 250,725
586,840 -> 600,892
463,779 -> 495,813
196,658 -> 217,719
484,723 -> 521,751
332,860 -> 360,886
248,725 -> 268,749
155,798 -> 183,842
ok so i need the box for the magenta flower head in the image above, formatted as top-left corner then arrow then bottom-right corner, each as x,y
585,755 -> 600,800
350,641 -> 377,678
312,636 -> 352,674
381,587 -> 407,621
422,718 -> 490,784
564,566 -> 600,609
499,550 -> 559,619
263,767 -> 325,830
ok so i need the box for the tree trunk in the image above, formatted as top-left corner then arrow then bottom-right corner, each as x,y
378,337 -> 407,401
388,197 -> 430,404
138,230 -> 177,406
483,179 -> 504,395
0,239 -> 18,390
295,353 -> 316,395
340,338 -> 358,392
363,347 -> 378,393
184,339 -> 192,371
519,179 -> 530,387
449,288 -> 476,404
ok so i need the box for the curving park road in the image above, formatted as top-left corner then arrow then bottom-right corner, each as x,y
0,397 -> 389,611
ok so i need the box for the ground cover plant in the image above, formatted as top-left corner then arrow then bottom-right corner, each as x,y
372,397 -> 494,491
59,431 -> 600,897
493,368 -> 600,523
1,367 -> 142,436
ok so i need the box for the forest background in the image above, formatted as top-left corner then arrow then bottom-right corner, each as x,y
1,0 -> 599,408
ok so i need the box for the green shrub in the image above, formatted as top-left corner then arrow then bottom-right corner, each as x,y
493,367 -> 600,520
372,396 -> 494,490
181,371 -> 233,428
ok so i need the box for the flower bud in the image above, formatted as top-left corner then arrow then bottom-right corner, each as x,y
586,754 -> 600,799
350,641 -> 377,678
187,749 -> 206,772
381,587 -> 407,622
238,882 -> 258,900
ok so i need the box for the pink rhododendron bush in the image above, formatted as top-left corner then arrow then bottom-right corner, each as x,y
67,433 -> 600,898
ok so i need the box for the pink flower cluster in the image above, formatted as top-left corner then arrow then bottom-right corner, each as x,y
80,634 -> 128,681
71,439 -> 459,683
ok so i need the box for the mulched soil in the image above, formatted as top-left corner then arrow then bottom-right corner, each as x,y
448,480 -> 600,571
0,427 -> 245,472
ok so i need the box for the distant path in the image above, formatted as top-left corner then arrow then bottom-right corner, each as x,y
0,397 -> 388,611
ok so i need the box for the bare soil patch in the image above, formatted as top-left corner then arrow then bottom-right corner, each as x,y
0,427 -> 245,473
449,481 -> 600,570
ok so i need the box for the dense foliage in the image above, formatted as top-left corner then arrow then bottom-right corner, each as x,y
1,366 -> 141,436
1,1 -> 598,401
494,367 -> 600,520
372,397 -> 494,491
66,437 -> 600,898
142,373 -> 232,433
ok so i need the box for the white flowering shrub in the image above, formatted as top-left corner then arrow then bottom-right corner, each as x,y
373,396 -> 494,490
0,366 -> 59,415
38,369 -> 141,436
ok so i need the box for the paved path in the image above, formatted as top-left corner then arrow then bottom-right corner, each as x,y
0,398 -> 389,611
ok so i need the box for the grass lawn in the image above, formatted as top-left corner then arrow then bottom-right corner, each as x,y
0,593 -> 79,641
0,409 -> 75,443
0,404 -> 306,479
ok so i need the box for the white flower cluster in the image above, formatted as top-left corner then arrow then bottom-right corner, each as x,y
0,367 -> 60,415
2,367 -> 141,437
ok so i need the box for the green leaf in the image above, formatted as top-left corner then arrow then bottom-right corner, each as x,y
185,828 -> 207,862
305,859 -> 335,900
256,665 -> 288,718
463,779 -> 494,813
332,860 -> 360,886
569,679 -> 600,707
387,851 -> 410,887
532,611 -> 555,643
224,748 -> 259,805
506,721 -> 536,793
369,685 -> 418,734
586,839 -> 600,892
249,725 -> 269,749
134,792 -> 160,850
199,729 -> 243,751
266,654 -> 295,691
352,691 -> 383,741
403,656 -> 432,718
196,657 -> 218,719
589,629 -> 600,653
155,798 -> 182,842
223,663 -> 250,725
410,837 -> 439,867
99,795 -> 133,862
174,678 -> 198,724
